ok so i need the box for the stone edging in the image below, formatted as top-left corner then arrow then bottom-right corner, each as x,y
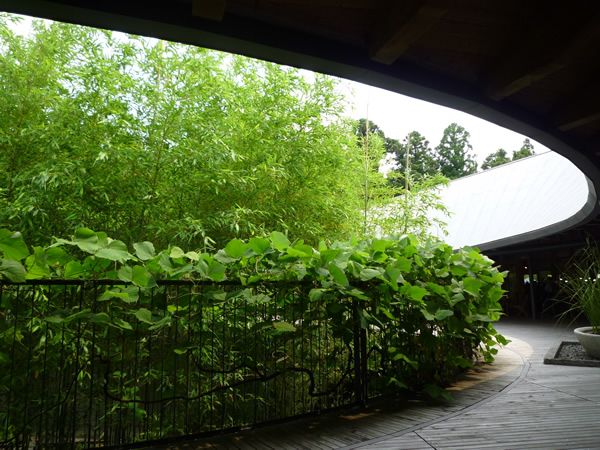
544,340 -> 600,367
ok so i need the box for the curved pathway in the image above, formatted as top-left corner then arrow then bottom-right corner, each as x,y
156,320 -> 600,450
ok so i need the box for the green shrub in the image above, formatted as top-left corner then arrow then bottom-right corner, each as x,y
0,228 -> 507,445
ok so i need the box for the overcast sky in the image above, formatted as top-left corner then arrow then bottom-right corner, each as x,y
341,81 -> 551,166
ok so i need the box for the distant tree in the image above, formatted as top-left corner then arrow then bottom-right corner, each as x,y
353,121 -> 451,242
383,135 -> 402,156
512,138 -> 535,160
390,131 -> 439,186
481,149 -> 511,170
435,123 -> 478,179
354,118 -> 385,140
354,118 -> 401,155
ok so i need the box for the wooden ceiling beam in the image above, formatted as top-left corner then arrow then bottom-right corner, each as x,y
484,12 -> 600,101
557,107 -> 600,132
590,135 -> 600,157
192,0 -> 228,21
367,0 -> 453,65
555,83 -> 600,131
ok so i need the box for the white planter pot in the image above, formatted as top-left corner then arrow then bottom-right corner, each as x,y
574,327 -> 600,359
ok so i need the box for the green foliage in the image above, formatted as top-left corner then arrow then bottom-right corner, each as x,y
0,227 -> 507,444
0,230 -> 28,281
558,241 -> 600,333
357,129 -> 394,235
481,149 -> 511,170
354,118 -> 386,140
354,118 -> 401,155
366,173 -> 450,241
0,17 -> 363,249
389,131 -> 440,186
354,123 -> 450,242
0,227 -> 507,357
512,138 -> 535,160
435,123 -> 478,179
482,138 -> 535,170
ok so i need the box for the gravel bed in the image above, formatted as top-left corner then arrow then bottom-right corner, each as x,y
544,341 -> 600,367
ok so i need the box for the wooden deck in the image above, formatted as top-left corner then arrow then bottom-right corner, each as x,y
154,320 -> 600,450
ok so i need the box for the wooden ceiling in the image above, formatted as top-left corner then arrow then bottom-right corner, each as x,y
3,0 -> 600,246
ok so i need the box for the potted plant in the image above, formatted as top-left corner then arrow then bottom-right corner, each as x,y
559,241 -> 600,358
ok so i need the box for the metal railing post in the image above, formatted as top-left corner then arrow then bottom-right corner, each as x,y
353,301 -> 366,408
360,327 -> 368,405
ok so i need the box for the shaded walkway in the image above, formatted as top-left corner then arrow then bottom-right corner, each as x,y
155,320 -> 600,449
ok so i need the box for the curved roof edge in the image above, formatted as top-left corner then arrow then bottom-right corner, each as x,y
432,151 -> 600,251
477,176 -> 599,251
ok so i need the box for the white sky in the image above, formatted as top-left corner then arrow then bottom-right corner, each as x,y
341,81 -> 551,166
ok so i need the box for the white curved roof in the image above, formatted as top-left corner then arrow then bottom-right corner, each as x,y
429,151 -> 597,250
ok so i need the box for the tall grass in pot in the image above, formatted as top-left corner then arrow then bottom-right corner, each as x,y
559,241 -> 600,358
560,242 -> 600,334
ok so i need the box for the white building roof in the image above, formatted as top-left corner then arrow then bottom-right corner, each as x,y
429,151 -> 597,250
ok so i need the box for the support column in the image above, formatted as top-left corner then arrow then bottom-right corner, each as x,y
528,255 -> 536,320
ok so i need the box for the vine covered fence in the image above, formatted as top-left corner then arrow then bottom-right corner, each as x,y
2,279 -> 473,449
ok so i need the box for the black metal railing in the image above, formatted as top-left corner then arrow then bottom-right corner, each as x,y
0,279 -> 468,449
0,280 -> 370,448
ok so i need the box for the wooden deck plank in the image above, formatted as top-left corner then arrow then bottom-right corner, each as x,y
361,432 -> 433,449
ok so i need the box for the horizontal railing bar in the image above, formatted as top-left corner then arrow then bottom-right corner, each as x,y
0,279 -> 315,287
